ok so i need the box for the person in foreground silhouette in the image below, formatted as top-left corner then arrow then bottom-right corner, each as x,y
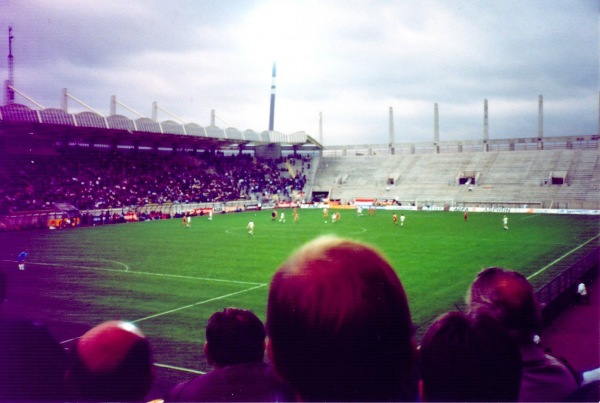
65,320 -> 154,402
419,311 -> 522,402
467,267 -> 579,402
267,235 -> 418,402
165,307 -> 294,402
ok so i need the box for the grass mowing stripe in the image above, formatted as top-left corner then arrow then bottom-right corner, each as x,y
3,260 -> 265,286
132,284 -> 267,324
527,233 -> 600,281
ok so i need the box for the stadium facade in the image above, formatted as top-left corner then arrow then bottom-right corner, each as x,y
1,90 -> 599,213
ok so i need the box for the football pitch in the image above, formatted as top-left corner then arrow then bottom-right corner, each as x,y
0,208 -> 598,388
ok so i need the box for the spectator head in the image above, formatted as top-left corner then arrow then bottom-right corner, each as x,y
419,311 -> 522,402
267,235 -> 416,402
204,307 -> 266,367
65,320 -> 153,402
466,267 -> 542,344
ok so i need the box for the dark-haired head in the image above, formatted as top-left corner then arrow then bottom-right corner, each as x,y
467,266 -> 541,344
204,307 -> 266,367
420,311 -> 522,402
267,236 -> 416,401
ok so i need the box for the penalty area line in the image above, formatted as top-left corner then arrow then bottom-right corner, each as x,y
154,363 -> 206,375
527,233 -> 600,281
60,283 -> 267,345
132,283 -> 267,324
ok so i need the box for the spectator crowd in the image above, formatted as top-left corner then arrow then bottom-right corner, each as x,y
1,235 -> 598,402
0,150 -> 310,214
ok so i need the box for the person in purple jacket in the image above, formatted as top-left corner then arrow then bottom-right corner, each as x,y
165,308 -> 294,402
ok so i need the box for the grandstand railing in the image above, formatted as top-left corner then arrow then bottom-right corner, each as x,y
551,200 -> 600,210
323,135 -> 599,157
456,201 -> 545,209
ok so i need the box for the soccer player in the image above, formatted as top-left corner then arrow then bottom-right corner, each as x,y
503,215 -> 509,230
323,208 -> 329,220
393,213 -> 398,225
17,251 -> 28,271
464,210 -> 468,221
271,210 -> 277,221
208,210 -> 213,221
400,213 -> 405,227
186,215 -> 192,228
279,212 -> 285,223
247,221 -> 254,235
293,210 -> 299,223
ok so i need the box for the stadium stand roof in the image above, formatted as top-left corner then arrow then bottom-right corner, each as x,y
0,103 -> 322,152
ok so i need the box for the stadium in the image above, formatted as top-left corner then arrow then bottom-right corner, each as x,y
1,16 -> 599,402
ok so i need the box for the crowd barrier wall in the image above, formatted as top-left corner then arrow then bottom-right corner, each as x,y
537,247 -> 599,326
0,211 -> 73,230
536,247 -> 599,307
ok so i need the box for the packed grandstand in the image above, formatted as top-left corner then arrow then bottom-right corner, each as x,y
0,100 -> 599,230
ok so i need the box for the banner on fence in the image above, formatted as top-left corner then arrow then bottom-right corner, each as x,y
354,198 -> 374,206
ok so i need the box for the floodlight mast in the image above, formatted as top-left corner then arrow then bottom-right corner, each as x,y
268,61 -> 276,131
5,26 -> 15,105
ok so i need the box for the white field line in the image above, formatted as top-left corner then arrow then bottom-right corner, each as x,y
23,234 -> 599,372
49,262 -> 267,377
131,283 -> 266,324
154,363 -> 205,375
54,284 -> 266,331
57,288 -> 266,345
59,284 -> 266,375
527,233 -> 600,281
101,259 -> 130,271
2,260 -> 264,286
137,284 -> 268,375
5,257 -> 268,376
59,281 -> 267,375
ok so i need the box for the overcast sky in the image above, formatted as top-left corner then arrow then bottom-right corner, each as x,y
1,0 -> 598,145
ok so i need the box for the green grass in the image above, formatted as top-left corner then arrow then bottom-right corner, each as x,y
1,209 -> 598,381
